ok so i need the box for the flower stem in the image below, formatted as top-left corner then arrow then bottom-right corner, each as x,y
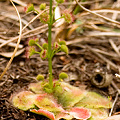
48,0 -> 53,89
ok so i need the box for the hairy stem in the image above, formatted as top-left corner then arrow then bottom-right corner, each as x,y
48,0 -> 53,89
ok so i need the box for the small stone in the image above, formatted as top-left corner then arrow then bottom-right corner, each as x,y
19,61 -> 24,66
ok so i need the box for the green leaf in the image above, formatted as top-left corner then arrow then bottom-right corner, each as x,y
88,108 -> 108,120
29,82 -> 44,94
53,82 -> 86,107
12,91 -> 36,111
34,94 -> 64,112
75,92 -> 112,109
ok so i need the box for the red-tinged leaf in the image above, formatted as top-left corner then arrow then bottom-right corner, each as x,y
30,109 -> 55,120
75,92 -> 112,109
89,108 -> 108,120
34,94 -> 64,112
12,91 -> 37,111
53,82 -> 86,107
69,107 -> 91,120
55,112 -> 73,120
29,82 -> 44,94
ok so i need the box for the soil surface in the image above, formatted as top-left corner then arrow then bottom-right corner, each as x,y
0,0 -> 120,120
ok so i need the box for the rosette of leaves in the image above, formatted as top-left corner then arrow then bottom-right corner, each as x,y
13,81 -> 112,120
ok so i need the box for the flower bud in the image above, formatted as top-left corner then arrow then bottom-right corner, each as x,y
62,10 -> 74,23
59,72 -> 68,79
40,12 -> 50,24
28,39 -> 36,46
56,0 -> 64,4
42,43 -> 48,50
40,49 -> 47,60
36,74 -> 44,81
61,44 -> 68,54
26,4 -> 34,13
39,3 -> 46,10
59,40 -> 66,45
54,42 -> 59,50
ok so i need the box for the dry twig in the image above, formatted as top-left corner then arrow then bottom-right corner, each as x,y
109,92 -> 119,116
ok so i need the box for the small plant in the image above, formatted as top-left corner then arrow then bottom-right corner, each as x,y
13,81 -> 112,120
12,0 -> 112,120
26,0 -> 72,93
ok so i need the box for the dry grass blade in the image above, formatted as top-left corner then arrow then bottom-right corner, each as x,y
89,48 -> 119,58
109,80 -> 120,116
66,37 -> 85,45
75,0 -> 120,25
111,81 -> 120,94
61,0 -> 104,6
109,93 -> 119,116
0,0 -> 22,80
109,39 -> 120,57
0,39 -> 23,48
88,31 -> 120,36
80,9 -> 120,16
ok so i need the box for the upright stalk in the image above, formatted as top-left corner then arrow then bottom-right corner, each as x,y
48,0 -> 53,89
